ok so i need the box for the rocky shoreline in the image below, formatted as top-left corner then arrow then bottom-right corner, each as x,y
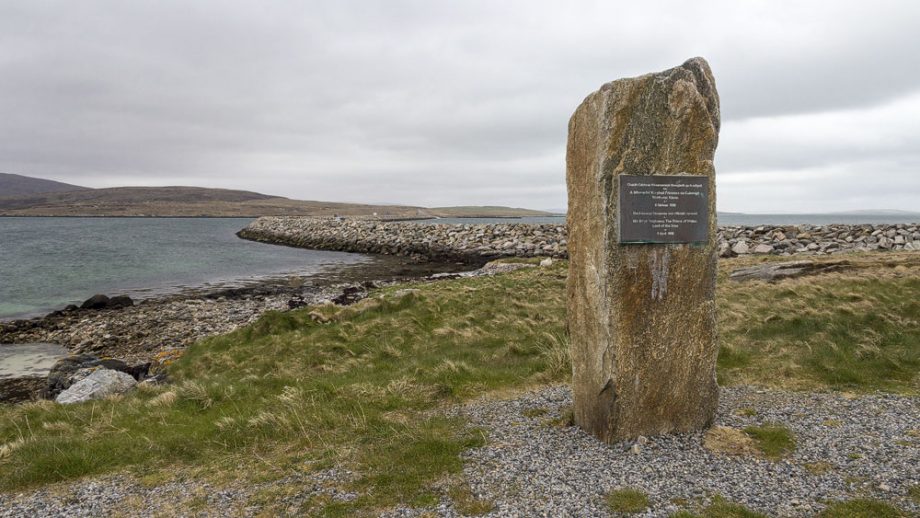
0,256 -> 475,404
238,216 -> 920,262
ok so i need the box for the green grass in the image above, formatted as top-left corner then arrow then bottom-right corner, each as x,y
743,423 -> 796,460
717,254 -> 920,394
0,253 -> 918,513
605,487 -> 650,514
0,264 -> 569,514
909,484 -> 920,504
818,498 -> 907,517
672,495 -> 768,517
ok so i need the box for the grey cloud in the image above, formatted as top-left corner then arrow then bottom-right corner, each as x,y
1,1 -> 919,211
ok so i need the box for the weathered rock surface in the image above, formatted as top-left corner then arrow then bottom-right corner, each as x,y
44,354 -> 149,399
80,294 -> 111,310
79,294 -> 134,310
566,58 -> 720,442
55,368 -> 137,404
0,377 -> 46,404
728,260 -> 852,282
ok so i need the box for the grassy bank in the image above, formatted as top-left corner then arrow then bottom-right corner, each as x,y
717,253 -> 920,393
1,253 -> 918,515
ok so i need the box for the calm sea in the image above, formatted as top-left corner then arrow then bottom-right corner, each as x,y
0,217 -> 370,320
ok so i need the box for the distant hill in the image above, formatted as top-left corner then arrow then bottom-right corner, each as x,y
826,209 -> 920,216
0,173 -> 89,197
0,176 -> 550,218
0,186 -> 426,217
429,206 -> 552,218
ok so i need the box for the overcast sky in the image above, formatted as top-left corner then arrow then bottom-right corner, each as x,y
1,1 -> 918,213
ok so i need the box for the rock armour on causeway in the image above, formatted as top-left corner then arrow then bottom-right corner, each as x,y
238,217 -> 569,263
238,217 -> 920,263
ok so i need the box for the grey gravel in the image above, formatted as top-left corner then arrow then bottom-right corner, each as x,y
444,385 -> 919,517
2,385 -> 916,516
0,468 -> 358,517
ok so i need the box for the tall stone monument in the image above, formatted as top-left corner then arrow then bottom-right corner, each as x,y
566,57 -> 720,443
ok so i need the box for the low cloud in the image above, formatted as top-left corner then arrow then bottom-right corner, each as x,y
1,1 -> 918,211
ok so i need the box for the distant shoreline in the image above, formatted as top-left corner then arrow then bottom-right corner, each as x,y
0,214 -> 262,219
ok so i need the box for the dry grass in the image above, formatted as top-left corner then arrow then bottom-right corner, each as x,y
703,426 -> 759,457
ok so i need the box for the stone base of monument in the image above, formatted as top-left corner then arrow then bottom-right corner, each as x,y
566,57 -> 721,443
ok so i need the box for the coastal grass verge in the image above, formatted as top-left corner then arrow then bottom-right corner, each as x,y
717,253 -> 920,394
0,262 -> 569,515
0,252 -> 917,513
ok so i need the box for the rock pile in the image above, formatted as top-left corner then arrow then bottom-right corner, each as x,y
238,217 -> 568,263
239,217 -> 920,262
717,224 -> 920,257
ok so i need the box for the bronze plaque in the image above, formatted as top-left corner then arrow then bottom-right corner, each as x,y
618,174 -> 709,244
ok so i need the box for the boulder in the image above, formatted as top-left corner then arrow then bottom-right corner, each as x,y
731,241 -> 750,255
331,285 -> 367,306
55,369 -> 137,404
729,260 -> 851,282
0,377 -> 47,404
79,294 -> 134,310
80,294 -> 111,309
288,295 -> 308,309
752,244 -> 774,254
44,354 -> 146,399
108,295 -> 134,308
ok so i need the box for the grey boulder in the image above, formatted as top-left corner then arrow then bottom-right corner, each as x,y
729,260 -> 851,282
55,369 -> 137,404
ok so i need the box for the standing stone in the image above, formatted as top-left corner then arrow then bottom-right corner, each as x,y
566,58 -> 720,443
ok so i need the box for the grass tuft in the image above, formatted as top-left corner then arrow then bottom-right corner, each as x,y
908,484 -> 920,505
703,426 -> 758,457
818,498 -> 907,518
605,487 -> 649,514
449,482 -> 495,516
743,423 -> 796,460
673,495 -> 769,517
802,461 -> 835,475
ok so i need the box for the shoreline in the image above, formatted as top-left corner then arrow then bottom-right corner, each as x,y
0,254 -> 475,403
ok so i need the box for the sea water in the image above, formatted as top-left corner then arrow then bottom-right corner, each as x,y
0,217 -> 370,320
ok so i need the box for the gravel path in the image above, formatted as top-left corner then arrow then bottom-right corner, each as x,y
445,385 -> 919,517
2,385 -> 916,517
